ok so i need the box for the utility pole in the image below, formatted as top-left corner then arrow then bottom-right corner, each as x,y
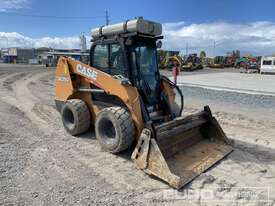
186,42 -> 188,55
5,36 -> 8,48
213,41 -> 216,57
105,10 -> 110,25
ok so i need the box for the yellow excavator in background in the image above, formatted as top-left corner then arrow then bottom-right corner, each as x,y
209,56 -> 225,68
159,51 -> 182,70
55,18 -> 233,189
182,53 -> 204,71
159,51 -> 203,71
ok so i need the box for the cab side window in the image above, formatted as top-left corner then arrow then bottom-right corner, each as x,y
92,43 -> 125,76
93,44 -> 109,73
110,44 -> 124,75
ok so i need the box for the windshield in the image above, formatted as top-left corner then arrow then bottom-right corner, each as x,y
130,43 -> 160,106
135,45 -> 158,75
263,60 -> 272,65
134,45 -> 159,90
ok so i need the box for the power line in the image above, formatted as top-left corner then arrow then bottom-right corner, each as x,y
1,12 -> 105,19
186,41 -> 224,50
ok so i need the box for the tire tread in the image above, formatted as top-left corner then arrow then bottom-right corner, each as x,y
64,99 -> 90,135
96,106 -> 134,153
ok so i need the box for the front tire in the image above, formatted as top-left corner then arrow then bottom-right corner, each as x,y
95,107 -> 135,154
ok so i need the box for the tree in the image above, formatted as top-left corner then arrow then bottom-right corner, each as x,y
199,51 -> 206,59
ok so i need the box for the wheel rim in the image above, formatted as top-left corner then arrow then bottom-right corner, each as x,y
98,117 -> 116,142
63,107 -> 75,130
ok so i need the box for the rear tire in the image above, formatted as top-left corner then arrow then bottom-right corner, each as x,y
61,99 -> 90,135
95,107 -> 135,154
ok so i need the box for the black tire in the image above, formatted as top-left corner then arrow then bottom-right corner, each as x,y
61,99 -> 90,135
95,107 -> 135,154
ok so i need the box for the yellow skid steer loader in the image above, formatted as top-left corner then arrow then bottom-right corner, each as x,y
55,18 -> 233,189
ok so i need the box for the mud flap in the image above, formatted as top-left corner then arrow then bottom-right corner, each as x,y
131,106 -> 233,189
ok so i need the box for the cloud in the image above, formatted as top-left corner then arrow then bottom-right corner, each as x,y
0,32 -> 87,49
163,21 -> 275,56
34,36 -> 84,49
1,21 -> 275,56
163,21 -> 185,31
0,0 -> 29,11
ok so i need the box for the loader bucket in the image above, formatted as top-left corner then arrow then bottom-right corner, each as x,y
131,106 -> 233,189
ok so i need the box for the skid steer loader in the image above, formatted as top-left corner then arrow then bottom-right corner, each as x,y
55,17 -> 233,189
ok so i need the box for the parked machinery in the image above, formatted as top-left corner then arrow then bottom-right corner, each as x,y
158,50 -> 181,70
159,52 -> 203,71
181,53 -> 203,71
209,56 -> 225,68
235,56 -> 260,72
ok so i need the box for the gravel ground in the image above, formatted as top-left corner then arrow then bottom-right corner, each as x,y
175,69 -> 275,96
181,85 -> 275,109
0,65 -> 275,205
163,68 -> 275,122
180,85 -> 275,122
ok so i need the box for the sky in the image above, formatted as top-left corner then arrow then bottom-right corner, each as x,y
1,0 -> 275,56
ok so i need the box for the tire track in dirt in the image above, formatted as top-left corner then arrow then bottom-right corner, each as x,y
9,71 -> 51,127
0,72 -> 10,80
0,72 -> 25,90
2,73 -> 28,91
0,72 -> 34,122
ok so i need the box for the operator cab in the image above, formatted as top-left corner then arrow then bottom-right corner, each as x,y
90,18 -> 181,123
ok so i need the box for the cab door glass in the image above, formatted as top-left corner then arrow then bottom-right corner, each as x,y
93,44 -> 109,73
110,44 -> 124,75
135,46 -> 158,91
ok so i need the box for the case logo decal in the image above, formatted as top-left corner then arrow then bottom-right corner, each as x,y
76,64 -> 97,80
